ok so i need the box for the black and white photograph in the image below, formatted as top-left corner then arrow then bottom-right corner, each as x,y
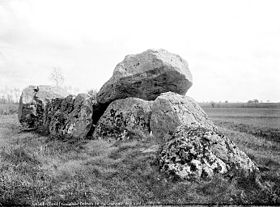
0,0 -> 279,206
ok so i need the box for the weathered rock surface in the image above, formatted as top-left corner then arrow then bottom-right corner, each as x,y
45,94 -> 95,139
150,92 -> 216,141
93,97 -> 152,140
97,49 -> 193,105
18,85 -> 69,129
159,124 -> 259,181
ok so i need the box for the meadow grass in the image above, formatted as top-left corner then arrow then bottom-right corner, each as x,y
203,107 -> 280,129
0,114 -> 280,205
0,103 -> 18,115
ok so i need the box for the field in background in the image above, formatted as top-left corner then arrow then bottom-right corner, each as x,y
0,107 -> 280,205
200,102 -> 280,109
203,107 -> 280,129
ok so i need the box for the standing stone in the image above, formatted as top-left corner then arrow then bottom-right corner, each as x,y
65,94 -> 94,138
159,124 -> 259,181
150,92 -> 216,141
18,85 -> 69,129
47,94 -> 94,139
97,49 -> 193,105
93,97 -> 152,140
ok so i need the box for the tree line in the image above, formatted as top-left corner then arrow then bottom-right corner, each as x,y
0,68 -> 96,105
0,88 -> 21,104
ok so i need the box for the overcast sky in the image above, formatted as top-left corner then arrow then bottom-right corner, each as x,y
0,0 -> 279,102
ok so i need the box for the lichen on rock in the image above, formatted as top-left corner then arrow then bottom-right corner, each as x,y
18,85 -> 69,130
159,124 -> 259,181
47,93 -> 95,139
93,97 -> 152,140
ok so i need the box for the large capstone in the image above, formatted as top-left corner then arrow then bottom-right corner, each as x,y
97,49 -> 193,105
93,97 -> 152,140
150,92 -> 216,141
18,85 -> 69,129
159,124 -> 259,181
46,94 -> 95,139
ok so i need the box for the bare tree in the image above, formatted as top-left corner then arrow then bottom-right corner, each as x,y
13,88 -> 21,103
6,94 -> 13,103
49,67 -> 64,87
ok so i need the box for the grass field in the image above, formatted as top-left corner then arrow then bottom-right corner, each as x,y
203,107 -> 280,129
0,103 -> 18,115
0,108 -> 280,205
203,107 -> 280,144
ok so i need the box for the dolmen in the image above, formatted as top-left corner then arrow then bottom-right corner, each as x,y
18,49 -> 258,180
